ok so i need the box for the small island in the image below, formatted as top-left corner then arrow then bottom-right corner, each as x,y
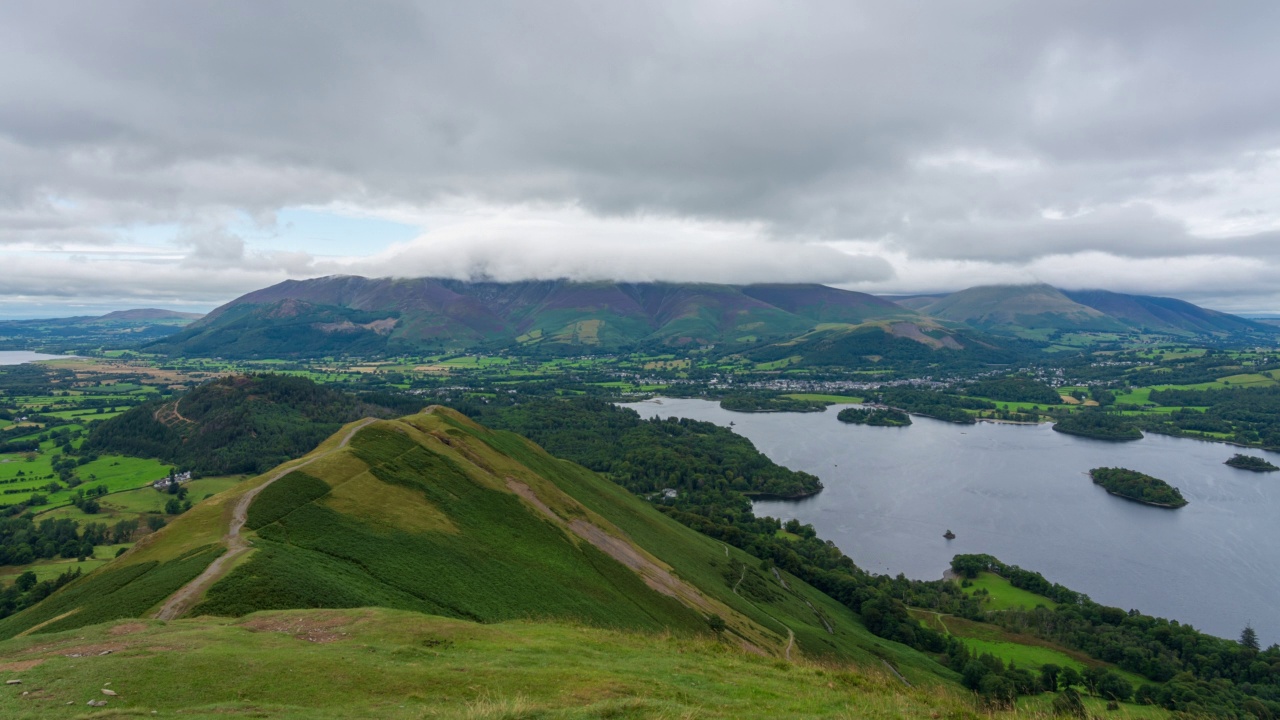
1052,412 -> 1143,441
837,407 -> 912,426
1225,454 -> 1279,472
1089,467 -> 1188,508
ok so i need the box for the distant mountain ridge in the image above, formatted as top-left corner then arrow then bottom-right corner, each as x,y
1060,289 -> 1272,335
150,275 -> 918,357
0,307 -> 204,352
94,308 -> 204,322
145,276 -> 1274,359
896,284 -> 1274,338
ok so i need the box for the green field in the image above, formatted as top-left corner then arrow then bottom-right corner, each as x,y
40,475 -> 245,522
0,543 -> 132,586
782,393 -> 864,403
964,572 -> 1059,612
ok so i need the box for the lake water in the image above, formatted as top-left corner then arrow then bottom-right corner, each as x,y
0,351 -> 77,365
622,398 -> 1280,646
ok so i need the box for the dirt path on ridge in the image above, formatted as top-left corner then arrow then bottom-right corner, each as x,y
152,417 -> 378,620
731,564 -> 795,661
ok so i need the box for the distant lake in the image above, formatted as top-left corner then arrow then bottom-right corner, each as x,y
622,398 -> 1280,646
0,351 -> 77,365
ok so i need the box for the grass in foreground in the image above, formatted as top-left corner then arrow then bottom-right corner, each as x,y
0,607 -> 1140,719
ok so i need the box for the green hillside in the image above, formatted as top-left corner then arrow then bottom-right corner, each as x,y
0,607 -> 1095,719
910,284 -> 1128,335
145,275 -> 917,357
1,408 -> 953,684
1062,289 -> 1276,336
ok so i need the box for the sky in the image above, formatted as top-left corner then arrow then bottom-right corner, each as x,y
3,1 -> 1280,318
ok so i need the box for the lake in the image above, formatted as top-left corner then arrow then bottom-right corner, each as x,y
622,398 -> 1280,646
0,351 -> 77,365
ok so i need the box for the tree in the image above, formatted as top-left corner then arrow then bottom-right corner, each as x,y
962,660 -> 989,690
978,674 -> 1017,708
1040,663 -> 1061,693
1241,625 -> 1260,652
1058,666 -> 1083,691
1096,671 -> 1133,702
14,571 -> 37,592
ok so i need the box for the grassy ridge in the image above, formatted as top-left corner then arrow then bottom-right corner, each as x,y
192,414 -> 707,635
0,607 -> 1063,720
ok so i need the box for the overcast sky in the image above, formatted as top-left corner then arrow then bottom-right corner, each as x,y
3,1 -> 1280,317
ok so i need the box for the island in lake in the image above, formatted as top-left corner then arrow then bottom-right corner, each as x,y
837,407 -> 912,426
1225,454 -> 1279,472
719,393 -> 826,413
1089,467 -> 1188,508
1052,411 -> 1143,441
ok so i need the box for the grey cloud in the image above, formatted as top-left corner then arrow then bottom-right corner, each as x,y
2,1 -> 1280,305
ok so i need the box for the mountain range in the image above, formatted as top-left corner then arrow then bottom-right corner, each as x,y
0,308 -> 203,352
896,284 -> 1273,337
147,275 -> 919,357
145,276 -> 1275,359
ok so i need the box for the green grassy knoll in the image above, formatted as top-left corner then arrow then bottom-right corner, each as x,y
0,607 -> 1036,720
964,572 -> 1059,612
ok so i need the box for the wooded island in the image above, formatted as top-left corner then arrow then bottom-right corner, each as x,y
1089,467 -> 1188,508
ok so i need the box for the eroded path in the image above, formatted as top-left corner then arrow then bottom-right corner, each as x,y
731,563 -> 796,661
152,417 -> 378,620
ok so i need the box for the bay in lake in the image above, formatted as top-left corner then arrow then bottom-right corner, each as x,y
622,398 -> 1280,645
0,351 -> 76,365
